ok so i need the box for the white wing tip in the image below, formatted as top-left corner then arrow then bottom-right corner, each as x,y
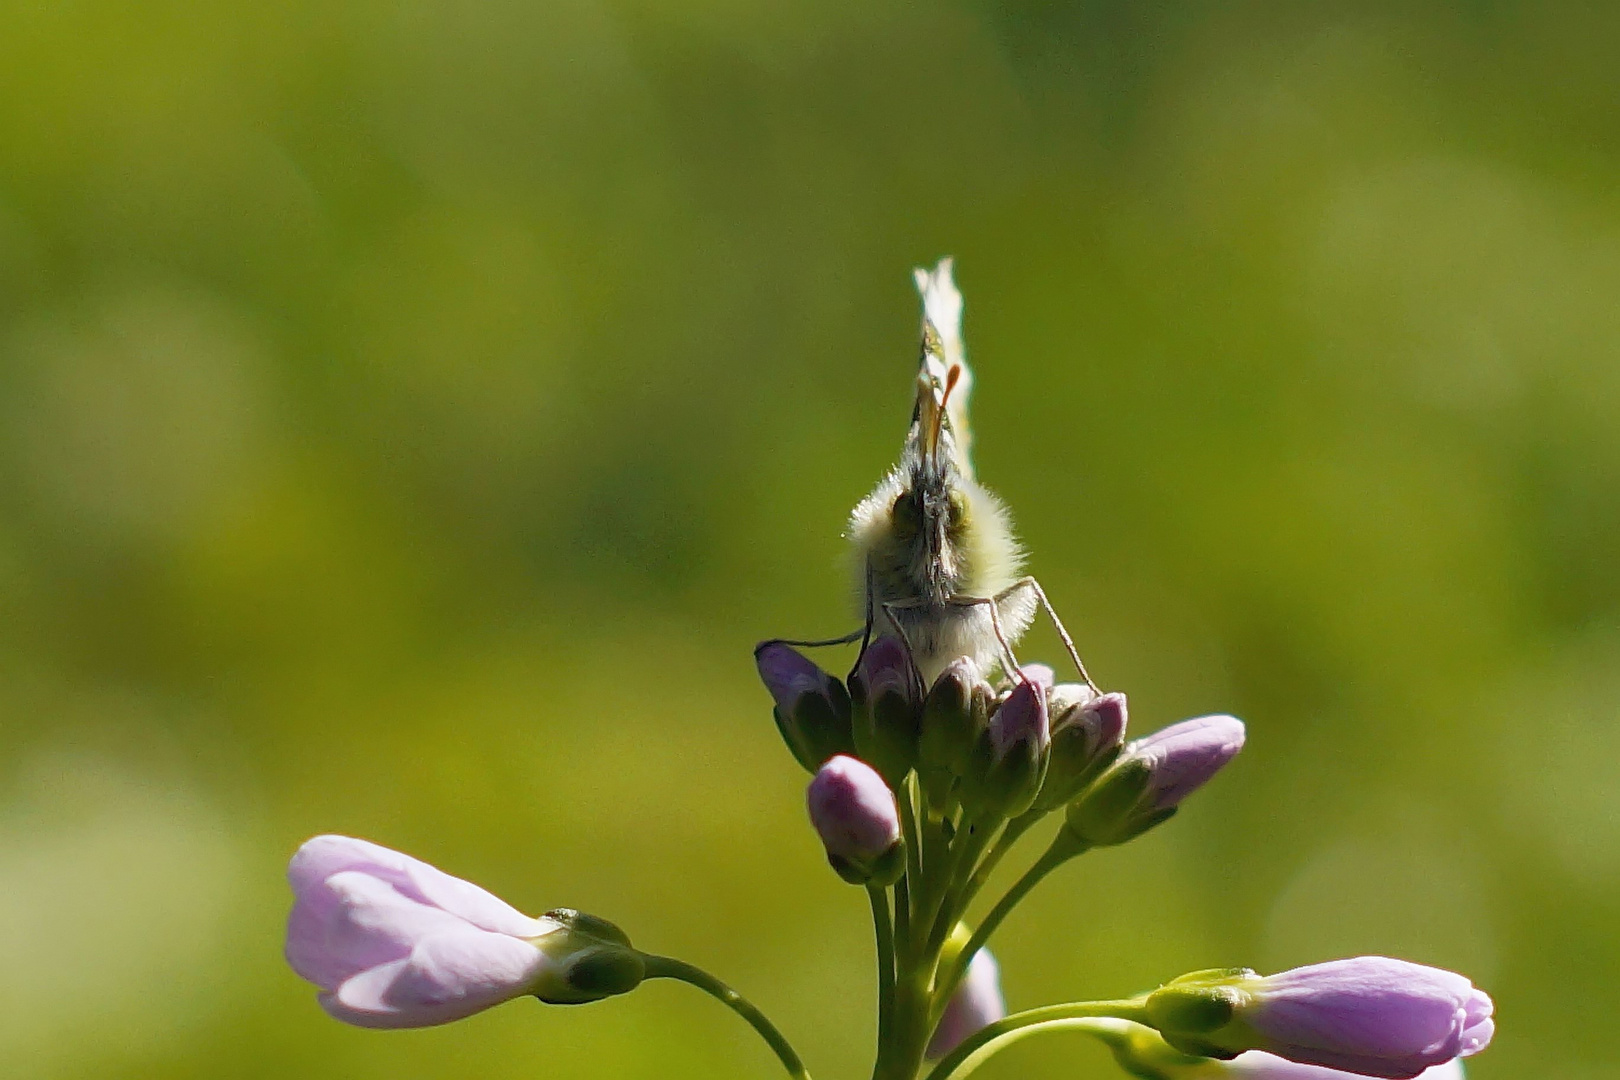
913,257 -> 963,349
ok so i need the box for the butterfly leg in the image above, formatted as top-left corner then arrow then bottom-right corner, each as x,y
994,576 -> 1099,694
755,629 -> 866,652
944,594 -> 1025,684
877,599 -> 927,687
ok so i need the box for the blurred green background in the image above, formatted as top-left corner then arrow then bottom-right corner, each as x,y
1,1 -> 1614,1076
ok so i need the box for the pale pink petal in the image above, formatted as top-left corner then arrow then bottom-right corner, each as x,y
1227,1051 -> 1469,1078
288,834 -> 547,938
321,928 -> 549,1028
288,835 -> 420,893
399,861 -> 551,938
286,871 -> 467,989
927,949 -> 1005,1059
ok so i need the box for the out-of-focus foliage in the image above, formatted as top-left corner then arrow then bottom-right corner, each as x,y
1,1 -> 1614,1076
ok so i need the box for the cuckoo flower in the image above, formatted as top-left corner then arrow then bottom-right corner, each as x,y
1036,689 -> 1127,811
1066,714 -> 1246,846
961,671 -> 1050,818
807,755 -> 904,885
849,636 -> 925,785
918,655 -> 995,807
755,642 -> 856,773
927,948 -> 1007,1059
1146,957 -> 1493,1079
285,835 -> 642,1029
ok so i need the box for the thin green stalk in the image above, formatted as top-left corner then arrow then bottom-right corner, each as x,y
955,811 -> 1040,915
920,1001 -> 1152,1080
933,832 -> 1089,1019
642,955 -> 812,1080
868,886 -> 896,1079
896,779 -> 924,951
923,814 -> 999,959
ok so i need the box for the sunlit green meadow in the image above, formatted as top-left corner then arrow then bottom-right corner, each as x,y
3,2 -> 1618,1076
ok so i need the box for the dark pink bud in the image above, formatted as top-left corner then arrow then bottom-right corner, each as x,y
755,642 -> 854,773
849,637 -> 923,785
806,755 -> 904,885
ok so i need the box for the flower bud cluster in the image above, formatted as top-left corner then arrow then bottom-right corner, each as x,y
754,639 -> 1246,872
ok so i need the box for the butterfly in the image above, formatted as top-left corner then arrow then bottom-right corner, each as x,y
776,259 -> 1097,691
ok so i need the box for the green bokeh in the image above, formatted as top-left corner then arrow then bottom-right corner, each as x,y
1,2 -> 1615,1076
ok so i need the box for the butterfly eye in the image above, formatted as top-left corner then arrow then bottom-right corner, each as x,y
891,493 -> 920,538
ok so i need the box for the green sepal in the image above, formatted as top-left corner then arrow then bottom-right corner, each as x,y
538,945 -> 647,1004
530,910 -> 647,1004
543,908 -> 633,947
918,662 -> 992,785
1145,985 -> 1238,1034
772,677 -> 855,774
1145,968 -> 1262,1059
1064,757 -> 1152,846
850,677 -> 922,788
828,840 -> 905,887
1034,742 -> 1121,812
1157,1032 -> 1242,1062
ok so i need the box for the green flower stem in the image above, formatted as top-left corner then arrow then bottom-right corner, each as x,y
897,781 -> 925,951
920,1002 -> 1152,1080
934,830 -> 1090,1019
895,873 -> 912,964
923,814 -> 999,959
868,886 -> 897,1078
955,810 -> 1040,915
641,955 -> 812,1080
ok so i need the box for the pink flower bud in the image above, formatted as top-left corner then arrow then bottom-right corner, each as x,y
926,948 -> 1006,1059
1147,957 -> 1493,1080
959,670 -> 1050,818
988,676 -> 1050,762
1066,714 -> 1245,846
755,642 -> 855,772
284,835 -> 641,1028
1035,690 -> 1127,811
1133,715 -> 1246,812
849,637 -> 924,784
806,755 -> 903,884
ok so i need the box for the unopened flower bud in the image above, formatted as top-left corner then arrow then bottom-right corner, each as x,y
1017,663 -> 1056,692
1035,690 -> 1127,811
1144,958 -> 1493,1080
849,637 -> 924,786
807,755 -> 905,886
284,835 -> 644,1028
1065,714 -> 1244,847
926,947 -> 1006,1059
755,642 -> 856,773
918,656 -> 994,808
961,671 -> 1049,819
